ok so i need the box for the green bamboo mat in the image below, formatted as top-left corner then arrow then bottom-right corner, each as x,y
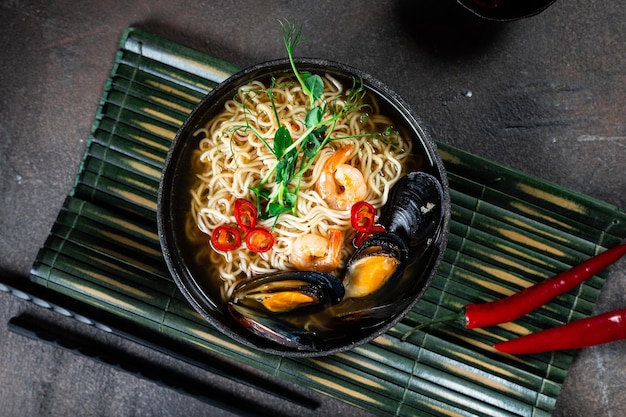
30,27 -> 626,417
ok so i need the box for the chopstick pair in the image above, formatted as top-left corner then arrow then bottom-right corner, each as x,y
8,313 -> 318,417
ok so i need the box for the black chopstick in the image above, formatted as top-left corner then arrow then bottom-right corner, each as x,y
0,272 -> 319,411
7,313 -> 309,417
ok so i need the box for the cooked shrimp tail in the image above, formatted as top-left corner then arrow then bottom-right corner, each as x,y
316,144 -> 367,210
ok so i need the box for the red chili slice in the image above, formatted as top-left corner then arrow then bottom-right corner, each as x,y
353,224 -> 386,248
246,227 -> 275,253
210,225 -> 241,252
234,199 -> 258,232
351,201 -> 376,233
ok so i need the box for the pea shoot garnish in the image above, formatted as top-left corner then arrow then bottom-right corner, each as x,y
230,19 -> 399,222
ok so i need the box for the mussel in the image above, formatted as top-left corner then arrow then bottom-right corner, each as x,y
228,271 -> 345,350
229,271 -> 345,315
229,303 -> 323,351
227,171 -> 445,350
343,232 -> 407,299
342,171 -> 444,299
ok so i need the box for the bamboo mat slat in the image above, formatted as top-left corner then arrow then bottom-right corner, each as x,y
30,27 -> 626,417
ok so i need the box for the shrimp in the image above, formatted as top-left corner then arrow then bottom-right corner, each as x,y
316,144 -> 367,210
290,228 -> 343,273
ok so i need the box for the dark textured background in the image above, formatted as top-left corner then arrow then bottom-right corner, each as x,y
1,1 -> 624,416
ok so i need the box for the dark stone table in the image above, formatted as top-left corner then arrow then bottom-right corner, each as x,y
1,1 -> 624,415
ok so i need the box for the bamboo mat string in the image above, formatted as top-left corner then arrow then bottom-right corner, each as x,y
534,354 -> 557,417
45,200 -> 85,286
394,343 -> 423,416
273,355 -> 284,378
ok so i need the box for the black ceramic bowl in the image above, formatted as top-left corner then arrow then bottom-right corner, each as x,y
457,0 -> 557,21
157,58 -> 450,356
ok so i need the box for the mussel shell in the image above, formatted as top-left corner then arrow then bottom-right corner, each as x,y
228,304 -> 320,351
332,299 -> 411,326
228,271 -> 345,351
378,171 -> 444,247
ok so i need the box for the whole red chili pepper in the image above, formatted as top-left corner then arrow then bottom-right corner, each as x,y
402,243 -> 626,340
493,308 -> 626,354
464,243 -> 626,329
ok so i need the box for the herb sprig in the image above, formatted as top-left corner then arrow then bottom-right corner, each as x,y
238,20 -> 378,221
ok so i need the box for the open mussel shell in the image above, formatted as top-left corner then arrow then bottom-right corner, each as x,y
379,171 -> 445,247
229,304 -> 321,351
339,172 -> 445,315
343,232 -> 408,300
229,271 -> 345,315
227,271 -> 346,351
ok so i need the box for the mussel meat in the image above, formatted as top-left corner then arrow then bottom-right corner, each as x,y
229,271 -> 344,314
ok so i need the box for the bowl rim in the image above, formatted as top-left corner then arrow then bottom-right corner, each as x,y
157,57 -> 451,357
456,0 -> 557,21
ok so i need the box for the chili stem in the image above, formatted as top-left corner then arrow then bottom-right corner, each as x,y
494,308 -> 626,354
401,312 -> 464,341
